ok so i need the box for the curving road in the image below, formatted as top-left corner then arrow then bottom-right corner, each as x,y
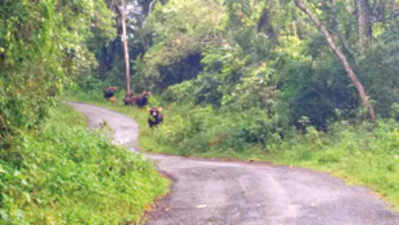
70,102 -> 399,225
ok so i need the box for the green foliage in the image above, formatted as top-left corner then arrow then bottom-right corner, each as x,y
274,119 -> 399,210
357,24 -> 399,117
162,72 -> 223,107
278,53 -> 359,129
0,0 -> 115,148
131,0 -> 399,130
69,0 -> 399,212
89,0 -> 399,130
134,0 -> 285,121
133,0 -> 225,91
0,104 -> 168,225
71,88 -> 289,155
145,104 -> 290,155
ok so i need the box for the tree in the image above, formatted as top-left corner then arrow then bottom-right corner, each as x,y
133,0 -> 225,91
107,0 -> 135,94
294,0 -> 377,121
355,0 -> 372,53
105,0 -> 160,94
120,0 -> 131,94
0,0 -> 115,147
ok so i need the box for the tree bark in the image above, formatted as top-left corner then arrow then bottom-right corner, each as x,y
355,0 -> 372,53
294,0 -> 376,121
120,0 -> 131,94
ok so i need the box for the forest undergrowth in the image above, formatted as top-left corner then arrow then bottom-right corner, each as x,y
0,103 -> 168,225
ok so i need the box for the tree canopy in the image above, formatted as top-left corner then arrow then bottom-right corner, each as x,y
2,0 -> 399,142
0,0 -> 115,147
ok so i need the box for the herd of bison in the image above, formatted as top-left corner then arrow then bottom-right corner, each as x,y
103,86 -> 163,127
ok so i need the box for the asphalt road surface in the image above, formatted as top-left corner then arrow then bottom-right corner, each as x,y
70,102 -> 399,225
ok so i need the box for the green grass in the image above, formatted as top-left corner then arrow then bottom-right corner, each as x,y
0,103 -> 169,225
272,124 -> 399,211
66,90 -> 399,212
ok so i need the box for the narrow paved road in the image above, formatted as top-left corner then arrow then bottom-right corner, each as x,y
70,102 -> 399,225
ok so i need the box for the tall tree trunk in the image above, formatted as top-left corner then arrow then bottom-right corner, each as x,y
120,0 -> 131,94
355,0 -> 372,53
294,0 -> 376,121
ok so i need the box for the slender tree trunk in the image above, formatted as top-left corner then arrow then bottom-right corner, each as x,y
294,0 -> 376,121
355,0 -> 372,53
120,0 -> 131,94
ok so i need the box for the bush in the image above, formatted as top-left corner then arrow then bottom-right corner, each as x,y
0,104 -> 168,225
0,0 -> 115,148
142,103 -> 290,155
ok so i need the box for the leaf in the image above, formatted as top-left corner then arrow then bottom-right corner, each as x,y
0,165 -> 6,174
0,209 -> 9,222
23,192 -> 32,203
15,209 -> 25,221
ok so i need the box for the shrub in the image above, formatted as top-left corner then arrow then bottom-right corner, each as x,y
0,104 -> 168,225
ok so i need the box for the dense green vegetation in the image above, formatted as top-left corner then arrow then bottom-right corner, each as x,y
0,1 -> 168,224
0,0 -> 115,148
69,0 -> 399,210
0,103 -> 168,225
2,0 -> 399,223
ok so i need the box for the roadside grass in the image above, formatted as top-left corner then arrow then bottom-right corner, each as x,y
66,90 -> 399,211
273,124 -> 399,211
0,103 -> 169,225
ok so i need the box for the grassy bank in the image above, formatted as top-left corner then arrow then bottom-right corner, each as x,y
67,91 -> 399,211
0,103 -> 168,225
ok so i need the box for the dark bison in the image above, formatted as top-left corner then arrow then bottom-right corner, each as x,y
148,107 -> 163,127
123,92 -> 136,105
135,91 -> 151,107
103,86 -> 117,99
123,91 -> 151,107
